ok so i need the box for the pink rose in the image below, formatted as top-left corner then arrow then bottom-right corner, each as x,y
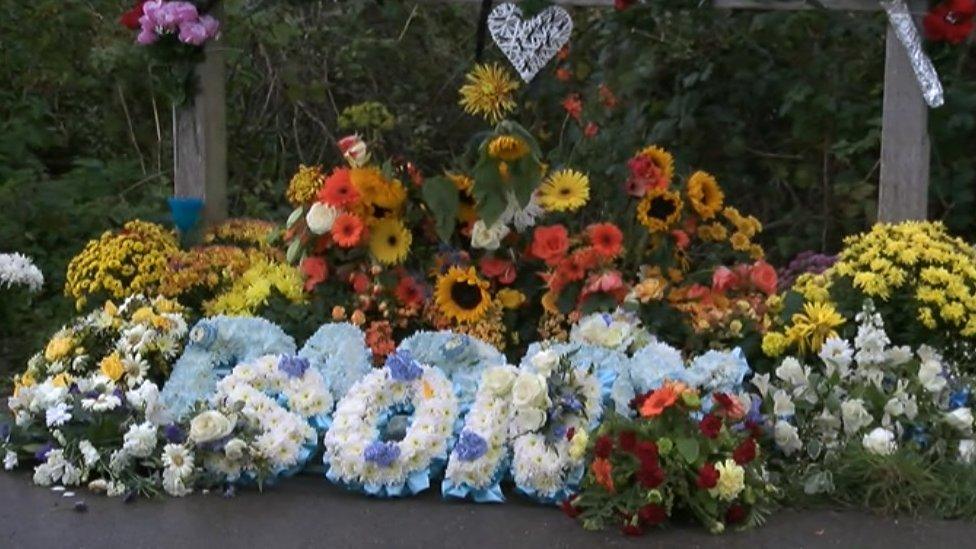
179,21 -> 209,45
712,266 -> 738,293
749,260 -> 778,295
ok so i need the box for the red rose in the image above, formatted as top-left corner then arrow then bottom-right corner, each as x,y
594,435 -> 614,459
924,0 -> 976,44
620,522 -> 644,536
696,462 -> 720,490
749,260 -> 779,295
560,498 -> 581,518
530,225 -> 570,265
479,256 -> 517,285
711,266 -> 738,293
634,440 -> 659,466
699,413 -> 723,439
733,437 -> 757,465
725,504 -> 748,525
119,1 -> 148,30
636,462 -> 665,489
300,257 -> 328,292
637,504 -> 668,525
618,430 -> 637,453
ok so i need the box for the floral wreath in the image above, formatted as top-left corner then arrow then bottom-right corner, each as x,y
397,330 -> 506,409
510,347 -> 603,504
323,350 -> 459,497
159,316 -> 297,421
442,364 -> 518,503
297,323 -> 373,412
194,354 -> 330,484
520,340 -> 627,407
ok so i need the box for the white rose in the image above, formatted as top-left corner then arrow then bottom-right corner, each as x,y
224,438 -> 247,461
841,399 -> 873,436
862,427 -> 896,456
946,407 -> 974,434
530,349 -> 559,377
772,389 -> 795,417
883,397 -> 904,418
483,367 -> 517,397
511,373 -> 548,409
189,410 -> 236,444
918,359 -> 947,393
959,440 -> 976,464
512,408 -> 547,434
775,357 -> 808,387
774,420 -> 802,456
306,202 -> 339,235
470,220 -> 510,250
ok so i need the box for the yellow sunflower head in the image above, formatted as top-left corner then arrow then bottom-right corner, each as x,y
458,63 -> 520,124
637,145 -> 675,186
636,188 -> 684,233
487,135 -> 530,162
448,173 -> 478,223
369,217 -> 412,265
286,165 -> 325,206
538,169 -> 590,213
435,266 -> 492,323
685,171 -> 724,220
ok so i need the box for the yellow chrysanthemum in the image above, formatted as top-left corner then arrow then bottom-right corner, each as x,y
636,188 -> 683,233
786,302 -> 845,354
286,164 -> 325,206
44,335 -> 74,362
487,135 -> 529,162
761,331 -> 789,358
636,145 -> 675,187
99,352 -> 125,382
538,169 -> 590,212
685,171 -> 724,219
458,63 -> 520,124
730,232 -> 751,251
497,288 -> 527,309
350,167 -> 407,213
205,259 -> 305,316
369,217 -> 412,265
435,266 -> 492,323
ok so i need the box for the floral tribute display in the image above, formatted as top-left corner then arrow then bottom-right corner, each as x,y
6,51 -> 976,539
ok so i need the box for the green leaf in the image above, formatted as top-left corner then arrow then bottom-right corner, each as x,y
472,157 -> 506,226
509,155 -> 542,208
675,437 -> 700,464
420,176 -> 459,242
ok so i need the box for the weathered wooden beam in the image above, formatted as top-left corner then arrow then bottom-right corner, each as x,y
173,12 -> 228,226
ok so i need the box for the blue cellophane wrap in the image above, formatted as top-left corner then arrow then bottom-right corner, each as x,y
398,331 -> 505,411
441,453 -> 510,503
298,323 -> 373,406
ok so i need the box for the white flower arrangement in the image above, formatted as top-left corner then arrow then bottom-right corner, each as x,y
509,347 -> 602,503
443,365 -> 518,501
323,350 -> 458,497
0,252 -> 44,293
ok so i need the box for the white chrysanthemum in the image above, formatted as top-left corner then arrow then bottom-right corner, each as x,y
0,253 -> 44,292
122,422 -> 158,458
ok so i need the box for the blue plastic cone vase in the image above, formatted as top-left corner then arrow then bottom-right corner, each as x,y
168,197 -> 204,235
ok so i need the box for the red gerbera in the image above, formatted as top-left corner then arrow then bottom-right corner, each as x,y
300,256 -> 329,292
696,462 -> 720,490
733,437 -> 758,465
924,0 -> 976,44
395,276 -> 425,307
318,168 -> 360,207
587,223 -> 624,258
699,413 -> 723,439
119,1 -> 148,30
332,213 -> 365,248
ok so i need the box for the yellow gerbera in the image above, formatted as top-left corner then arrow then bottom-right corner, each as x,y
685,171 -> 724,219
538,169 -> 590,212
435,266 -> 492,323
637,145 -> 675,187
369,217 -> 412,265
458,63 -> 520,124
487,135 -> 529,162
786,302 -> 845,354
351,167 -> 407,213
636,188 -> 683,233
286,165 -> 325,206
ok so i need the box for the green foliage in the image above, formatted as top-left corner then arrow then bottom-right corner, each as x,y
421,176 -> 459,242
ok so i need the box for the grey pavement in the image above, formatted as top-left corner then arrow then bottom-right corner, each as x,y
1,472 -> 974,548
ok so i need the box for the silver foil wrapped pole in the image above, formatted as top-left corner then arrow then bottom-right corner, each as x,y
881,0 -> 945,108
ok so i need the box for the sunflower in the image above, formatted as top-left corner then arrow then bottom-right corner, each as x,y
685,171 -> 724,219
458,63 -> 520,124
286,165 -> 325,206
435,266 -> 492,323
538,169 -> 590,212
636,145 -> 675,188
369,217 -> 412,265
448,173 -> 478,223
636,188 -> 683,233
488,135 -> 529,162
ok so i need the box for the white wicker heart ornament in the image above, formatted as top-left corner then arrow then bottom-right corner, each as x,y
488,3 -> 573,83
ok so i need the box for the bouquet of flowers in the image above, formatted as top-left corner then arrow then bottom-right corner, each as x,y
565,382 -> 776,535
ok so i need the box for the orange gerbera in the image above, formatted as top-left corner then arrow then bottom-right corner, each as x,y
591,457 -> 615,493
639,382 -> 685,418
318,168 -> 360,208
332,213 -> 365,247
587,223 -> 624,258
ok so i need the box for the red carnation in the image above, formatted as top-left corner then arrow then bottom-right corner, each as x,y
924,0 -> 976,44
636,462 -> 665,489
733,437 -> 757,465
560,497 -> 581,518
618,430 -> 637,453
699,413 -> 723,439
119,1 -> 148,30
634,440 -> 659,466
637,504 -> 668,525
725,504 -> 748,525
594,435 -> 614,459
696,462 -> 720,490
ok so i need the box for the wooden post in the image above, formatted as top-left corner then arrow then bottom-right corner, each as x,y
878,2 -> 930,222
173,18 -> 227,226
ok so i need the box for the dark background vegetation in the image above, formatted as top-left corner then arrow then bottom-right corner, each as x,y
1,0 -> 973,369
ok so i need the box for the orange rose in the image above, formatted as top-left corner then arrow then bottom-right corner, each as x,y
749,260 -> 778,295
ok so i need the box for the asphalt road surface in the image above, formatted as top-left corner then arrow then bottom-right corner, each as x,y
1,472 -> 974,548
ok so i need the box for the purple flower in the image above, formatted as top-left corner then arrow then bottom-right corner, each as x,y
386,350 -> 423,382
179,21 -> 208,45
454,430 -> 488,462
34,443 -> 55,462
200,14 -> 220,39
561,394 -> 582,413
364,441 -> 400,467
278,355 -> 310,379
152,1 -> 198,30
164,424 -> 186,443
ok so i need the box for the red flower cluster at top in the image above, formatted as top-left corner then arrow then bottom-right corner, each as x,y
587,431 -> 668,535
924,0 -> 976,44
533,223 -> 629,314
